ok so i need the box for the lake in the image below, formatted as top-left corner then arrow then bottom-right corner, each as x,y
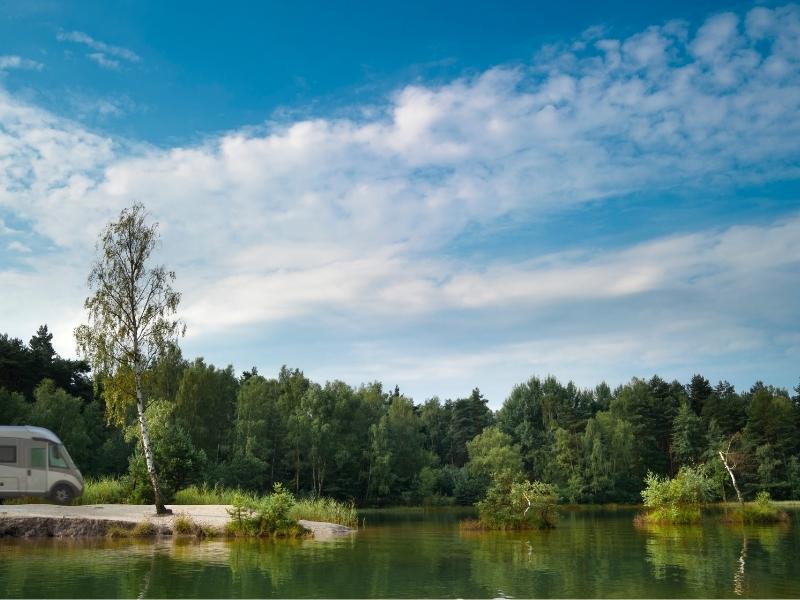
0,507 -> 798,598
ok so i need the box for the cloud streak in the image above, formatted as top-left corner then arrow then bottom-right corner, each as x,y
56,30 -> 140,69
0,55 -> 43,71
1,4 -> 799,400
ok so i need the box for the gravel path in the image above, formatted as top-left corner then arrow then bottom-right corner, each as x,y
0,503 -> 355,539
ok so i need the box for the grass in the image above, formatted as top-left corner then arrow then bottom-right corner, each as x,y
77,477 -> 129,505
173,514 -> 221,538
106,525 -> 132,538
173,514 -> 196,535
130,521 -> 158,537
2,496 -> 47,505
174,484 -> 358,528
173,484 -> 254,505
720,492 -> 790,524
290,497 -> 358,528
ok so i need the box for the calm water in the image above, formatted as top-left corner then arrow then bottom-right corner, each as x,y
0,507 -> 798,598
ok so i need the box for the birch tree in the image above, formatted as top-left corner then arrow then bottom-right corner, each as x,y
75,203 -> 184,514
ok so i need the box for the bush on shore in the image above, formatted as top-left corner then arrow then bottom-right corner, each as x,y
224,483 -> 309,538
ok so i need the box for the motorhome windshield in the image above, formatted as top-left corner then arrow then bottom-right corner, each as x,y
49,444 -> 75,470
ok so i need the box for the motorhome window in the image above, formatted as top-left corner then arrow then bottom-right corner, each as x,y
49,444 -> 68,469
0,445 -> 16,463
30,447 -> 46,469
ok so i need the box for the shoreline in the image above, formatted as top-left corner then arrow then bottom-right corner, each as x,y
0,504 -> 356,539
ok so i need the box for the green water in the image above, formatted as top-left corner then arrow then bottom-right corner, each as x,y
1,508 -> 798,598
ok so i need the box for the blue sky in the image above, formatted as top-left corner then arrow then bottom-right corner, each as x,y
1,0 -> 798,406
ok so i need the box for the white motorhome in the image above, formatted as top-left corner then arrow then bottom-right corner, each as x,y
0,426 -> 84,504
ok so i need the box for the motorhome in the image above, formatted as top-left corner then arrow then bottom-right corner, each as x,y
0,426 -> 84,504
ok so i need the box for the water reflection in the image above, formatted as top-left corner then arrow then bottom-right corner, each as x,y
734,534 -> 747,596
0,509 -> 797,598
640,521 -> 792,598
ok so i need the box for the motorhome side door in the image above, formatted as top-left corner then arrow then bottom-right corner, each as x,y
0,437 -> 23,493
25,439 -> 48,494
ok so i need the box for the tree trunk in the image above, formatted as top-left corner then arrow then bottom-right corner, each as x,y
136,370 -> 171,515
719,450 -> 744,507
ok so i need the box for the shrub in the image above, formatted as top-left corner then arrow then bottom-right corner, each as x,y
225,483 -> 306,537
476,472 -> 559,530
639,466 -> 711,525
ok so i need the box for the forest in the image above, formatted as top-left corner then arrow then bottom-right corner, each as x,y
2,325 -> 799,506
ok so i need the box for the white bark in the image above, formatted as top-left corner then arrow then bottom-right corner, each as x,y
719,450 -> 744,506
136,369 -> 168,514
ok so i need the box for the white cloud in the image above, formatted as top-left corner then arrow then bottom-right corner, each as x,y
56,30 -> 140,69
87,52 -> 120,70
6,240 -> 31,253
0,5 -> 798,398
0,55 -> 43,71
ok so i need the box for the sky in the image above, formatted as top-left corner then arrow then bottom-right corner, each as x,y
1,0 -> 798,407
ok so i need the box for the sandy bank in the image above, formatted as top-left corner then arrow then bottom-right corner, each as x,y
0,504 -> 355,539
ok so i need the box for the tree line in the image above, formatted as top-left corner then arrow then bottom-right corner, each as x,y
2,325 -> 798,505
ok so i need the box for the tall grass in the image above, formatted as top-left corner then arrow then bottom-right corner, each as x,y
721,492 -> 790,524
291,497 -> 358,528
4,477 -> 356,530
173,484 -> 255,505
77,477 -> 129,505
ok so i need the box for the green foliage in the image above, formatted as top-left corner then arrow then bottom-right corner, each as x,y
0,387 -> 28,425
671,401 -> 704,468
130,521 -> 157,537
476,473 -> 559,530
173,514 -> 196,534
640,466 -> 711,524
4,318 -> 800,509
724,491 -> 789,524
0,326 -> 92,402
510,480 -> 558,528
125,400 -> 206,503
75,203 -> 184,513
173,483 -> 246,505
174,358 -> 238,461
27,380 -> 92,466
77,477 -> 130,505
466,425 -> 524,481
225,483 -> 305,537
290,497 -> 358,527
